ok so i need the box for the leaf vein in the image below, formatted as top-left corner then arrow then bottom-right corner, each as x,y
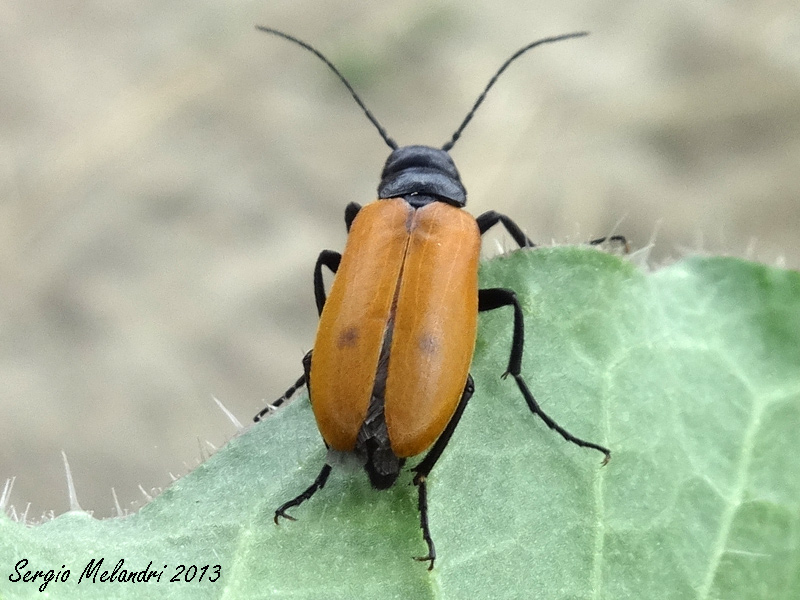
696,391 -> 764,599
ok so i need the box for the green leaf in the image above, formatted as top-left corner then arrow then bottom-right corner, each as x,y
2,247 -> 799,599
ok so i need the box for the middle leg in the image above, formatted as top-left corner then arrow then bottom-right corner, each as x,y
478,288 -> 610,463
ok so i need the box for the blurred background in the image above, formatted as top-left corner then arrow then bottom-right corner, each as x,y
1,1 -> 798,519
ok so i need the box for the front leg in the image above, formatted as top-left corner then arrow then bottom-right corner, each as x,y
475,210 -> 535,248
313,250 -> 342,315
344,202 -> 361,232
477,210 -> 629,253
588,235 -> 630,253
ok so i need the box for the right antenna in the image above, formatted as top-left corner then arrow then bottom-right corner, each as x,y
441,32 -> 588,152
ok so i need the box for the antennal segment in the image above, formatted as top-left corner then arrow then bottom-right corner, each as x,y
257,26 -> 398,150
441,32 -> 588,152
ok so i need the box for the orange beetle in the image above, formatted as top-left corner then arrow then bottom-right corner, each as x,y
254,27 -> 619,569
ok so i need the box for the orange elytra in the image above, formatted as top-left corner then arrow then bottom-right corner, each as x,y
253,27 -> 620,569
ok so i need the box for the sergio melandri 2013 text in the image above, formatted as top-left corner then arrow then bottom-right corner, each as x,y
8,557 -> 222,593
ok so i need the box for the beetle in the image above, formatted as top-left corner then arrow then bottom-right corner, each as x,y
254,27 -> 623,569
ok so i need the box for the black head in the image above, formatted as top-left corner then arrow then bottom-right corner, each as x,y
378,145 -> 467,207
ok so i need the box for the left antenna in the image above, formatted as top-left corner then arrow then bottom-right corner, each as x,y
257,26 -> 398,150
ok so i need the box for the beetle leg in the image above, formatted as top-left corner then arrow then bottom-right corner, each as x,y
411,375 -> 475,569
257,245 -> 340,423
478,288 -> 611,464
476,211 -> 629,254
274,463 -> 333,524
588,234 -> 630,253
412,375 -> 474,480
253,372 -> 305,422
344,202 -> 362,232
314,250 -> 342,315
253,351 -> 313,422
412,476 -> 435,569
476,210 -> 535,248
255,247 -> 340,422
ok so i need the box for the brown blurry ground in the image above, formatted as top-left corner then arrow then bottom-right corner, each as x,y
1,2 -> 798,518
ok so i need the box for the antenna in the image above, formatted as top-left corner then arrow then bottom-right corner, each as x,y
441,32 -> 588,152
257,26 -> 398,150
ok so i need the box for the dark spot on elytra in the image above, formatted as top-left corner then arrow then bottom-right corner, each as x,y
417,333 -> 439,355
337,326 -> 359,348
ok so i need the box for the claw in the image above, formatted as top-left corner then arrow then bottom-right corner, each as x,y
274,510 -> 297,525
413,554 -> 435,571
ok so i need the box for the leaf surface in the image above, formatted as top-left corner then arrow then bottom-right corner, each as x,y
1,248 -> 798,599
